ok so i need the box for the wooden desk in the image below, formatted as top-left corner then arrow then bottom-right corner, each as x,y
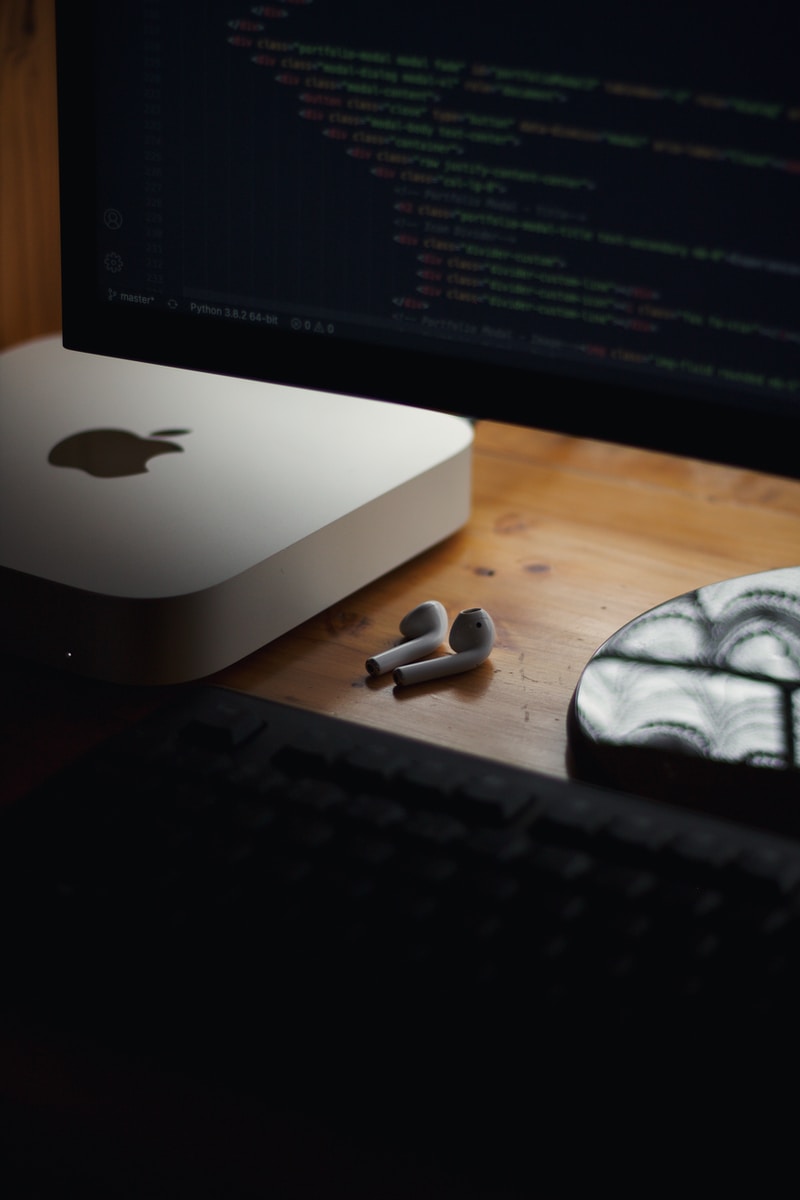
5,418 -> 799,804
215,419 -> 800,780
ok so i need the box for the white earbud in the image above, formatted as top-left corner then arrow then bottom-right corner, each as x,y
365,599 -> 448,677
393,607 -> 495,686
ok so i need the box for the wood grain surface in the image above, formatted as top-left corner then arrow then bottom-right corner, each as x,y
217,422 -> 800,779
0,0 -> 61,351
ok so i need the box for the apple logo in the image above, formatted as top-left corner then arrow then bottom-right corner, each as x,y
48,428 -> 191,478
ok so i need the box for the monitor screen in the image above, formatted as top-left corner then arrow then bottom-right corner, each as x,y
56,0 -> 800,478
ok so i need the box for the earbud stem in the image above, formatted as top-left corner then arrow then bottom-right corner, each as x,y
393,650 -> 483,686
366,635 -> 439,676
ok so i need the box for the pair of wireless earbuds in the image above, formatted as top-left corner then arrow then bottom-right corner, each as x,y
366,600 -> 495,686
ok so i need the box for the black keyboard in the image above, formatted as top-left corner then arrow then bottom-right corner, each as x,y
3,684 -> 799,1191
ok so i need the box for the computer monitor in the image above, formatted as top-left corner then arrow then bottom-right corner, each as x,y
55,0 -> 799,477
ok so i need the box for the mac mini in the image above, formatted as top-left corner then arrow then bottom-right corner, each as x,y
0,336 -> 473,684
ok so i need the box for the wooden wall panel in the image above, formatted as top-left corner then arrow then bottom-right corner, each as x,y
0,0 -> 60,351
